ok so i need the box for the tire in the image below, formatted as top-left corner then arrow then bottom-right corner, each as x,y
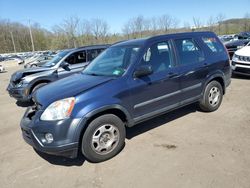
81,114 -> 126,163
199,81 -> 223,112
32,83 -> 48,93
31,64 -> 37,67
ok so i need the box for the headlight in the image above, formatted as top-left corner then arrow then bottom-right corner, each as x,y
237,45 -> 244,49
16,80 -> 24,88
232,54 -> 239,61
40,97 -> 75,121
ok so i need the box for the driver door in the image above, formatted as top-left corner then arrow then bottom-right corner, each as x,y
128,41 -> 181,122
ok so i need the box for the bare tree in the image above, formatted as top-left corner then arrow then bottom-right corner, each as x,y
79,20 -> 93,45
122,16 -> 146,39
192,17 -> 203,30
216,14 -> 226,35
158,14 -> 174,33
122,21 -> 132,39
243,13 -> 250,32
149,17 -> 158,34
133,15 -> 144,37
61,16 -> 80,48
90,18 -> 109,42
207,16 -> 215,32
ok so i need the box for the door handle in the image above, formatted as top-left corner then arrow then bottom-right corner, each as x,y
203,63 -> 209,68
168,72 -> 179,78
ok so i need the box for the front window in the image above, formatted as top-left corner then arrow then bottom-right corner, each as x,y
41,51 -> 70,67
141,41 -> 173,73
83,46 -> 140,77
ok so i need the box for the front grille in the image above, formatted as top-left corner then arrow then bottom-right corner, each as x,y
235,67 -> 250,74
238,55 -> 250,62
235,62 -> 250,66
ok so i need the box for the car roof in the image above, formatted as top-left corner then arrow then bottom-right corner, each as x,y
60,44 -> 110,53
112,31 -> 216,47
76,44 -> 110,50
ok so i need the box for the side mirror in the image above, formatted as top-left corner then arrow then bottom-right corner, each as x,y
60,61 -> 70,70
133,65 -> 153,78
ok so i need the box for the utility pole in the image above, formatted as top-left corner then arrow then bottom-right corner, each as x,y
10,31 -> 16,53
28,19 -> 35,52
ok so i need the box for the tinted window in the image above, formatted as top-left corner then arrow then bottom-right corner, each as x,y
175,39 -> 205,65
65,51 -> 86,65
202,37 -> 225,53
87,49 -> 104,61
142,41 -> 173,73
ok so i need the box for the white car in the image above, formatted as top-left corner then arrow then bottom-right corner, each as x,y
0,64 -> 5,72
232,42 -> 250,76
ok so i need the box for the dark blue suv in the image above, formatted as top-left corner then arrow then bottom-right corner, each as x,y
20,32 -> 231,162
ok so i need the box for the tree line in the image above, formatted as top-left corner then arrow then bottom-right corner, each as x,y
0,13 -> 250,53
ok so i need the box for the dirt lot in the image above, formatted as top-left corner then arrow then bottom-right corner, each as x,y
0,65 -> 250,188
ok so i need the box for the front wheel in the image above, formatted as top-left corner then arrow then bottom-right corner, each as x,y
81,114 -> 125,163
199,81 -> 223,112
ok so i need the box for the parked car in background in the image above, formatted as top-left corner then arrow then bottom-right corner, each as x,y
224,39 -> 250,59
20,32 -> 231,162
231,42 -> 250,76
0,64 -> 5,72
7,45 -> 108,102
219,35 -> 234,43
0,55 -> 5,62
24,55 -> 55,68
5,55 -> 24,64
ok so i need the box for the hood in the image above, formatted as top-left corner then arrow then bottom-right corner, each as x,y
235,46 -> 250,56
11,67 -> 52,82
33,73 -> 114,107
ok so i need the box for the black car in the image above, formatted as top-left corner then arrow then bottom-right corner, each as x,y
7,45 -> 108,102
20,32 -> 231,162
225,39 -> 250,59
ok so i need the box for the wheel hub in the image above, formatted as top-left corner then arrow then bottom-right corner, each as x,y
91,124 -> 120,155
208,86 -> 220,107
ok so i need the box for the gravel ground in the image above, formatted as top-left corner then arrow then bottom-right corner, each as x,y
0,65 -> 250,188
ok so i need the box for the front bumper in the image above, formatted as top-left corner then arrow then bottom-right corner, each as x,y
20,107 -> 82,158
231,61 -> 250,76
7,83 -> 31,102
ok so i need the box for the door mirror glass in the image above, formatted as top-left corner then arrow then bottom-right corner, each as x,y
60,61 -> 70,70
134,65 -> 153,78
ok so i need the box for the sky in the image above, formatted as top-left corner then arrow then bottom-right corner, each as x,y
0,0 -> 250,33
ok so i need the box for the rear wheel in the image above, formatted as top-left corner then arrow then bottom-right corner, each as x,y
199,81 -> 223,112
81,114 -> 125,163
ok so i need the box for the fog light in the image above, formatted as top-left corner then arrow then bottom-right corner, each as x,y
45,133 -> 53,143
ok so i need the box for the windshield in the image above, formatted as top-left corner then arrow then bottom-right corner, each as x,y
41,51 -> 70,67
83,46 -> 140,77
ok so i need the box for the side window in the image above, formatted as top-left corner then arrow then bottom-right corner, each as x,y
142,41 -> 173,73
175,38 -> 205,65
65,51 -> 86,65
202,37 -> 225,54
87,49 -> 102,61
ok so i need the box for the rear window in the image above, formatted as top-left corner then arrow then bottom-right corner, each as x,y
202,37 -> 224,54
174,38 -> 205,65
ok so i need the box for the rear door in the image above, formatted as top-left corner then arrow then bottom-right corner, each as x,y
173,38 -> 209,103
